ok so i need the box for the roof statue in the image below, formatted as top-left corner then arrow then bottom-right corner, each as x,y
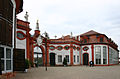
70,32 -> 73,38
24,11 -> 29,22
54,35 -> 57,39
36,20 -> 39,30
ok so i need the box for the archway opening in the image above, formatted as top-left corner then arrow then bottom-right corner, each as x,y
50,53 -> 55,66
34,47 -> 43,66
83,53 -> 89,65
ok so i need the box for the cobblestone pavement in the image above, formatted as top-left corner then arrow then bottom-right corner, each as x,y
11,65 -> 120,79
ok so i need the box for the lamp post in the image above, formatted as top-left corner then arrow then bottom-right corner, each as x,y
36,31 -> 49,71
44,32 -> 49,71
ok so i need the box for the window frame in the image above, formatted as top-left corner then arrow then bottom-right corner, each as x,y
65,55 -> 69,62
17,31 -> 26,40
95,46 -> 101,64
58,55 -> 62,63
0,45 -> 13,74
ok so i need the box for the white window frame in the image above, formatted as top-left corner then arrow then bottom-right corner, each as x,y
0,45 -> 13,74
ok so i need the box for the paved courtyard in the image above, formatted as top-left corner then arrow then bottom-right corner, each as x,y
11,65 -> 120,79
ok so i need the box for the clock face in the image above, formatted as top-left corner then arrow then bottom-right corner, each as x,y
37,35 -> 43,46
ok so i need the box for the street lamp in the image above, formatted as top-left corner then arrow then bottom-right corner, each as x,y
36,31 -> 49,71
44,32 -> 49,71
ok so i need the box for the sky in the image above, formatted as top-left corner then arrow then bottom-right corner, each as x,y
17,0 -> 120,51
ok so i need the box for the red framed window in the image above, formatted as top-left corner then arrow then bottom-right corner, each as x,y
83,46 -> 89,51
57,46 -> 63,51
64,45 -> 70,50
49,46 -> 55,50
17,31 -> 26,40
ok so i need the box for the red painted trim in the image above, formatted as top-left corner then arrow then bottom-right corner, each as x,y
16,31 -> 26,40
17,25 -> 31,31
64,45 -> 70,50
82,53 -> 89,65
32,40 -> 34,64
70,43 -> 73,65
91,44 -> 94,62
49,42 -> 80,45
26,29 -> 30,59
47,43 -> 50,66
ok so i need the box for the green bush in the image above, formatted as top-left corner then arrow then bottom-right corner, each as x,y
25,59 -> 30,69
30,61 -> 34,67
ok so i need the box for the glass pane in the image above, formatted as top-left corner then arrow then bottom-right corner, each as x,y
58,55 -> 62,62
1,60 -> 4,71
6,60 -> 11,70
17,32 -> 24,39
49,46 -> 55,50
6,48 -> 11,58
95,46 -> 101,52
74,55 -> 76,62
77,56 -> 79,62
0,47 -> 4,58
66,55 -> 69,62
57,46 -> 63,50
65,46 -> 69,50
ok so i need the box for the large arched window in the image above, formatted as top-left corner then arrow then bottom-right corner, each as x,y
95,46 -> 101,64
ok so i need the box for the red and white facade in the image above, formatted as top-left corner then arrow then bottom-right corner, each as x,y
16,19 -> 31,59
16,20 -> 119,66
47,30 -> 119,66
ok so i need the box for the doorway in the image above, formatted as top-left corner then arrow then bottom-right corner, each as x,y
50,53 -> 55,66
34,47 -> 43,66
83,53 -> 89,65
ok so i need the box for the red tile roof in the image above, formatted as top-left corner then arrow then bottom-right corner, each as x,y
80,30 -> 102,36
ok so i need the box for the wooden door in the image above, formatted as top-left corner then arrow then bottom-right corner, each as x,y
13,49 -> 25,71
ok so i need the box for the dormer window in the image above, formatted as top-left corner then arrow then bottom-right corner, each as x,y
100,37 -> 103,42
84,39 -> 87,43
96,35 -> 99,38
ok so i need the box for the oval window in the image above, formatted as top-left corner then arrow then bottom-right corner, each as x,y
49,46 -> 55,50
57,46 -> 63,50
83,46 -> 89,51
64,46 -> 70,50
17,31 -> 26,40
